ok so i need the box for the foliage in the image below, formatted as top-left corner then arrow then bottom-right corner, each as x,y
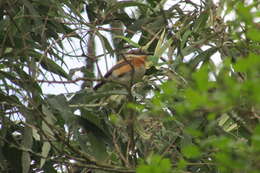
0,0 -> 259,173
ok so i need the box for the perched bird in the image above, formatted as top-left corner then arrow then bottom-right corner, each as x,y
93,49 -> 152,90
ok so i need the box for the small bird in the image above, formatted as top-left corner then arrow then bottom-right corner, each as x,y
93,49 -> 151,90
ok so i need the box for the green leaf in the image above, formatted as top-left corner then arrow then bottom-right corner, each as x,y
114,35 -> 141,48
38,56 -> 69,79
236,2 -> 253,24
234,53 -> 259,72
22,0 -> 43,28
193,10 -> 209,33
22,126 -> 32,173
0,69 -> 42,99
76,115 -> 112,146
182,145 -> 201,159
192,65 -> 212,91
189,47 -> 218,69
87,133 -> 108,161
154,28 -> 166,55
40,142 -> 51,168
143,28 -> 163,51
179,46 -> 200,58
252,125 -> 260,152
154,31 -> 173,62
46,95 -> 73,123
69,89 -> 128,107
247,27 -> 260,41
137,155 -> 171,173
42,105 -> 57,138
181,29 -> 192,49
13,66 -> 42,93
96,32 -> 113,54
215,152 -> 232,167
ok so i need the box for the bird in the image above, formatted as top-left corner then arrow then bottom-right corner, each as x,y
93,49 -> 152,90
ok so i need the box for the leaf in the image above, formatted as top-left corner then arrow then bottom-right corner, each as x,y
40,142 -> 51,168
181,29 -> 192,49
69,89 -> 128,107
236,2 -> 253,24
128,17 -> 154,32
21,126 -> 33,173
39,56 -> 69,79
193,10 -> 209,33
154,28 -> 166,56
142,28 -> 163,51
0,70 -> 42,97
137,155 -> 171,173
188,47 -> 218,69
155,37 -> 173,59
13,66 -> 42,94
234,53 -> 259,72
87,133 -> 108,161
252,125 -> 260,152
182,145 -> 201,159
96,32 -> 113,54
0,91 -> 21,105
32,128 -> 40,141
42,105 -> 57,138
247,28 -> 260,41
179,46 -> 200,58
22,0 -> 43,29
114,35 -> 141,48
77,115 -> 111,145
46,95 -> 73,123
150,29 -> 174,64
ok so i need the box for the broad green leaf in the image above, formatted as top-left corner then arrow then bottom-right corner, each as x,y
137,155 -> 171,173
87,133 -> 108,161
234,53 -> 259,72
236,2 -> 253,24
247,28 -> 260,41
182,145 -> 201,159
252,125 -> 260,152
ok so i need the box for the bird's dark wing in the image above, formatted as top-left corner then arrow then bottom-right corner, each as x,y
93,59 -> 132,90
103,59 -> 132,78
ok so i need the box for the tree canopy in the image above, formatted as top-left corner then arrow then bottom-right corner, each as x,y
0,0 -> 259,172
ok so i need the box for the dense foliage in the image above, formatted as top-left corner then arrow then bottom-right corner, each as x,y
0,0 -> 259,172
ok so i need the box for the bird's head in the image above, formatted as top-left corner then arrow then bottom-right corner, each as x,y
123,49 -> 153,59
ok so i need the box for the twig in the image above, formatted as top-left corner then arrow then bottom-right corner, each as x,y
112,129 -> 130,167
